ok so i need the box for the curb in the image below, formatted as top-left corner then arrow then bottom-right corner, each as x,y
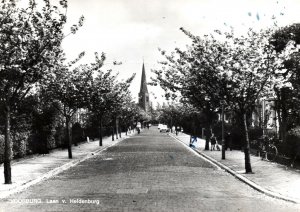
169,133 -> 300,204
168,133 -> 222,170
0,132 -> 136,199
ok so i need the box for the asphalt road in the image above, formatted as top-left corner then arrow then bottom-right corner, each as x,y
0,128 -> 299,211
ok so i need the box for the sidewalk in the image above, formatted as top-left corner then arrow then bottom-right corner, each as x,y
0,131 -> 136,199
170,132 -> 300,204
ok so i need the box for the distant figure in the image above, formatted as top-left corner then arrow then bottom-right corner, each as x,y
176,126 -> 181,136
137,122 -> 141,129
210,134 -> 217,151
225,132 -> 232,151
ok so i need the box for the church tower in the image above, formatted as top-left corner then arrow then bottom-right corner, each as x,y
138,62 -> 150,112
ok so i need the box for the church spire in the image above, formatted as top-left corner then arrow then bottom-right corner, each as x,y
138,62 -> 150,112
140,62 -> 148,93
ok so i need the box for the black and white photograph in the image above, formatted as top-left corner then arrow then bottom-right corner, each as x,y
0,0 -> 300,211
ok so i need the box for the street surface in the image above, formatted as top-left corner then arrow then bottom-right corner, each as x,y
0,128 -> 299,211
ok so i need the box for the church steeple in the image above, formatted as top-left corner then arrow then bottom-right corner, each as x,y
138,62 -> 150,112
140,62 -> 148,93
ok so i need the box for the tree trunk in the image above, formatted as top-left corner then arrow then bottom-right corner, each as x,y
204,124 -> 210,150
221,104 -> 225,159
99,116 -> 103,146
66,117 -> 72,159
274,99 -> 281,139
112,126 -> 115,141
204,109 -> 213,151
115,118 -> 118,139
276,87 -> 287,143
204,121 -> 211,151
4,105 -> 12,184
281,108 -> 288,143
243,113 -> 252,173
281,88 -> 288,143
74,125 -> 78,146
277,108 -> 283,138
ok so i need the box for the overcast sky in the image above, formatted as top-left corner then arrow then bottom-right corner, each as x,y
61,0 -> 300,106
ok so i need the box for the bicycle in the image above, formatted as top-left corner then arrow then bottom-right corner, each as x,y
259,136 -> 278,162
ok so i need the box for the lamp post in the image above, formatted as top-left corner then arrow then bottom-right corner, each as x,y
221,100 -> 225,160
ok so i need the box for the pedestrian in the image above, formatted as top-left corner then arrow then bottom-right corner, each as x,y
176,126 -> 181,136
225,132 -> 232,151
210,133 -> 217,151
189,135 -> 197,148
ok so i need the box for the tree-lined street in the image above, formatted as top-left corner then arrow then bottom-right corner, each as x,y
0,128 -> 298,211
1,0 -> 300,211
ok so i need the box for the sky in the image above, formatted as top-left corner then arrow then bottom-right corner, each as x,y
60,0 -> 300,107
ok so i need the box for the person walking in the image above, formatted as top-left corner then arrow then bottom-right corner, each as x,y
210,133 -> 217,151
225,132 -> 232,151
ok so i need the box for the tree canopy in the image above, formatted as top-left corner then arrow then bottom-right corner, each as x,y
152,25 -> 299,173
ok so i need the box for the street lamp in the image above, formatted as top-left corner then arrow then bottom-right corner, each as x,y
221,100 -> 225,160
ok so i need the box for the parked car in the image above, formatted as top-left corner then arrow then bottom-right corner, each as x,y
160,125 -> 170,133
158,124 -> 163,130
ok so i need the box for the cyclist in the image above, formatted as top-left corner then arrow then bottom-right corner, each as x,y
189,136 -> 197,148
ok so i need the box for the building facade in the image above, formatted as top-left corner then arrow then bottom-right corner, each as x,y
251,99 -> 278,134
217,99 -> 278,135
